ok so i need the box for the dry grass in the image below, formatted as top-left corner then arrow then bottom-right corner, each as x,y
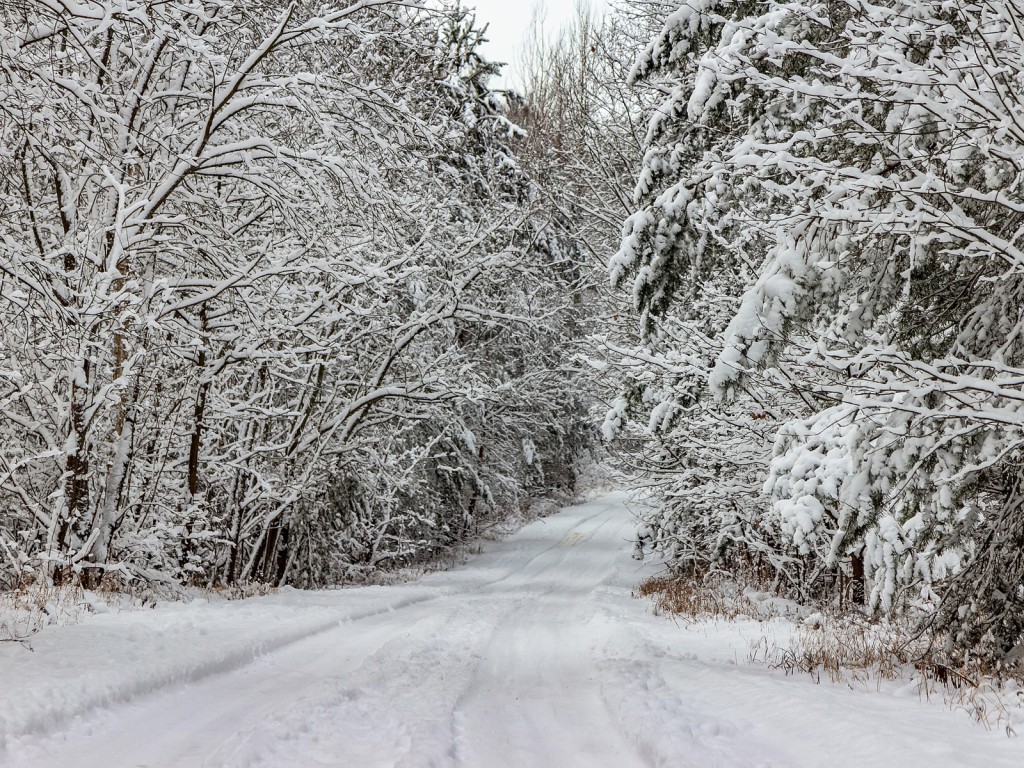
0,584 -> 94,646
752,614 -> 1024,734
635,567 -> 803,623
0,579 -> 277,649
205,582 -> 274,600
749,613 -> 918,683
638,571 -> 1024,735
636,572 -> 755,621
753,618 -> 935,700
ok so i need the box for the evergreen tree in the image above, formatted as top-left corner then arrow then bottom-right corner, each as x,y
615,0 -> 1024,661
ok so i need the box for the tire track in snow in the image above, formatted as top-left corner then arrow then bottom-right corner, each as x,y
448,500 -> 653,768
10,492 -> 1022,768
586,608 -> 792,767
219,596 -> 522,768
6,493 -> 673,767
0,499 -> 612,754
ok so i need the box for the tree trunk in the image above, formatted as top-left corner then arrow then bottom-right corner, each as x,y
850,550 -> 866,607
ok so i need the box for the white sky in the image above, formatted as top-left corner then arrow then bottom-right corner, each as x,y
464,0 -> 601,88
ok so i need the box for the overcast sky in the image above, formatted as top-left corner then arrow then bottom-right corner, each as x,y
465,0 -> 603,88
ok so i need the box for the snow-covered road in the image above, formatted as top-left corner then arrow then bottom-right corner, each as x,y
3,493 -> 1022,767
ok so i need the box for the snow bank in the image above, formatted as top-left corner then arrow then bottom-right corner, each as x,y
0,583 -> 445,754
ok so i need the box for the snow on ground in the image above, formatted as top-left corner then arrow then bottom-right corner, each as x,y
2,492 -> 1022,767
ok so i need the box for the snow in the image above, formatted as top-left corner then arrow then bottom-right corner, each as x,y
2,493 -> 1022,767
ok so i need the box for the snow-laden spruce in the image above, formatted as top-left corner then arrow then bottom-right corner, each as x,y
611,0 -> 1024,661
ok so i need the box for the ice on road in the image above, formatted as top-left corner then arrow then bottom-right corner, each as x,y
3,493 -> 1022,767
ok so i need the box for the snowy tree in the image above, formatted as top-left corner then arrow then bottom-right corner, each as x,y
595,1 -> 790,593
510,3 -> 672,502
616,0 -> 1024,660
0,0 -> 593,591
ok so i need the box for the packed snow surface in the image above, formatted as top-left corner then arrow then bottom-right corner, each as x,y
2,493 -> 1022,767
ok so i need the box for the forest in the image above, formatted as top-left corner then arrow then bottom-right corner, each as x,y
3,0 -> 1024,672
